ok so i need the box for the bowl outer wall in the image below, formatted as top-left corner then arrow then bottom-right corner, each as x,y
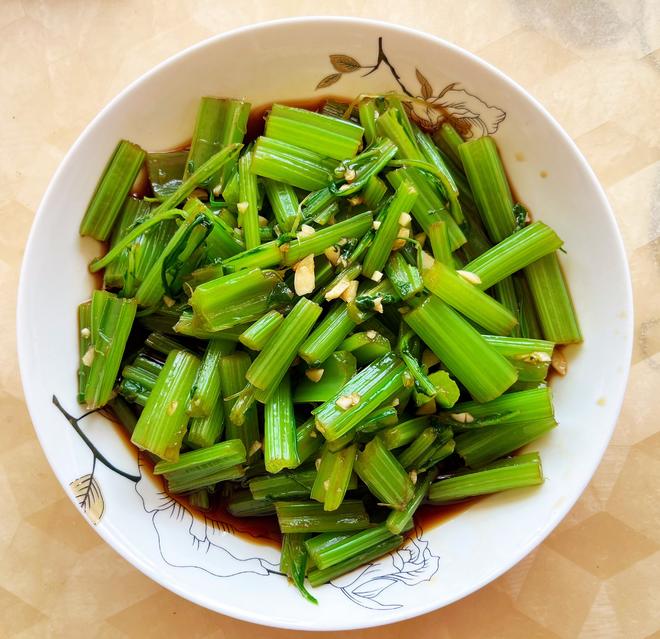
17,16 -> 633,631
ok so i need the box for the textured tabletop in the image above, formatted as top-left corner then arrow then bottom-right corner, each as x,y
1,1 -> 658,637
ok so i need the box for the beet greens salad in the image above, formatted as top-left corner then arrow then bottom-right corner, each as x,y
76,93 -> 581,602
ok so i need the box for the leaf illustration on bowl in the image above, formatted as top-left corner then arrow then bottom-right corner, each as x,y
331,529 -> 440,610
70,463 -> 104,525
316,37 -> 506,139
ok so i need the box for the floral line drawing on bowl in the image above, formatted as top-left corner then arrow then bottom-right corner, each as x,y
52,395 -> 441,608
331,532 -> 439,610
316,36 -> 506,138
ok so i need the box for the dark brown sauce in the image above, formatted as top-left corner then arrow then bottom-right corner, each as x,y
414,497 -> 483,530
107,411 -> 479,549
107,417 -> 282,548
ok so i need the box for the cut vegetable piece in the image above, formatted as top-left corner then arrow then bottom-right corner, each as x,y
131,349 -> 200,462
429,452 -> 544,503
362,174 -> 388,209
249,469 -> 319,501
354,436 -> 414,510
363,179 -> 417,278
189,268 -> 287,332
79,140 -> 146,241
307,535 -> 402,587
84,291 -> 137,409
265,103 -> 364,159
422,260 -> 518,336
154,439 -> 245,476
299,302 -> 357,366
435,122 -> 464,166
513,273 -> 544,340
310,443 -> 357,511
187,393 -> 225,449
185,97 -> 250,185
247,297 -> 323,402
313,352 -> 407,442
387,167 -> 466,250
280,533 -> 317,604
386,470 -> 434,535
428,221 -> 453,267
404,295 -> 517,402
380,416 -> 432,450
459,136 -> 515,243
238,310 -> 284,351
103,197 -> 152,292
312,523 -> 395,570
283,212 -> 374,265
189,340 -> 231,417
524,252 -> 582,344
77,301 -> 92,404
482,335 -> 554,382
264,373 -> 299,473
251,136 -> 335,191
238,149 -> 261,250
219,352 -> 260,458
226,490 -> 276,517
275,500 -> 370,533
296,418 -> 324,466
147,150 -> 187,199
263,179 -> 298,232
439,387 -> 554,427
463,222 -> 564,290
455,417 -> 557,468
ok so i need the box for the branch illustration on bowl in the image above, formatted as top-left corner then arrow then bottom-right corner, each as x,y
52,395 -> 441,608
316,37 -> 506,138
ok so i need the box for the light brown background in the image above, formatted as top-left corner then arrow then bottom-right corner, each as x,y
2,1 -> 659,637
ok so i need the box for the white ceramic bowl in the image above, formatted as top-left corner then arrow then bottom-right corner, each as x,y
17,17 -> 633,630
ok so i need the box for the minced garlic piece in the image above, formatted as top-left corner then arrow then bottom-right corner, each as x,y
370,270 -> 383,282
399,212 -> 412,226
293,253 -> 315,296
81,346 -> 95,367
298,224 -> 316,238
551,348 -> 568,376
421,250 -> 435,270
457,270 -> 482,285
305,368 -> 325,383
324,246 -> 340,266
325,278 -> 351,301
450,412 -> 475,424
340,280 -> 358,303
336,392 -> 361,410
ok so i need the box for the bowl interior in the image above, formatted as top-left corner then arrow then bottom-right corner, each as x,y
17,17 -> 632,630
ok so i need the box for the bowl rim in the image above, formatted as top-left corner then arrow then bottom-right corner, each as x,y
17,15 -> 634,630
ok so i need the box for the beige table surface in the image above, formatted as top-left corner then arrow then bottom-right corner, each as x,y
2,1 -> 659,637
